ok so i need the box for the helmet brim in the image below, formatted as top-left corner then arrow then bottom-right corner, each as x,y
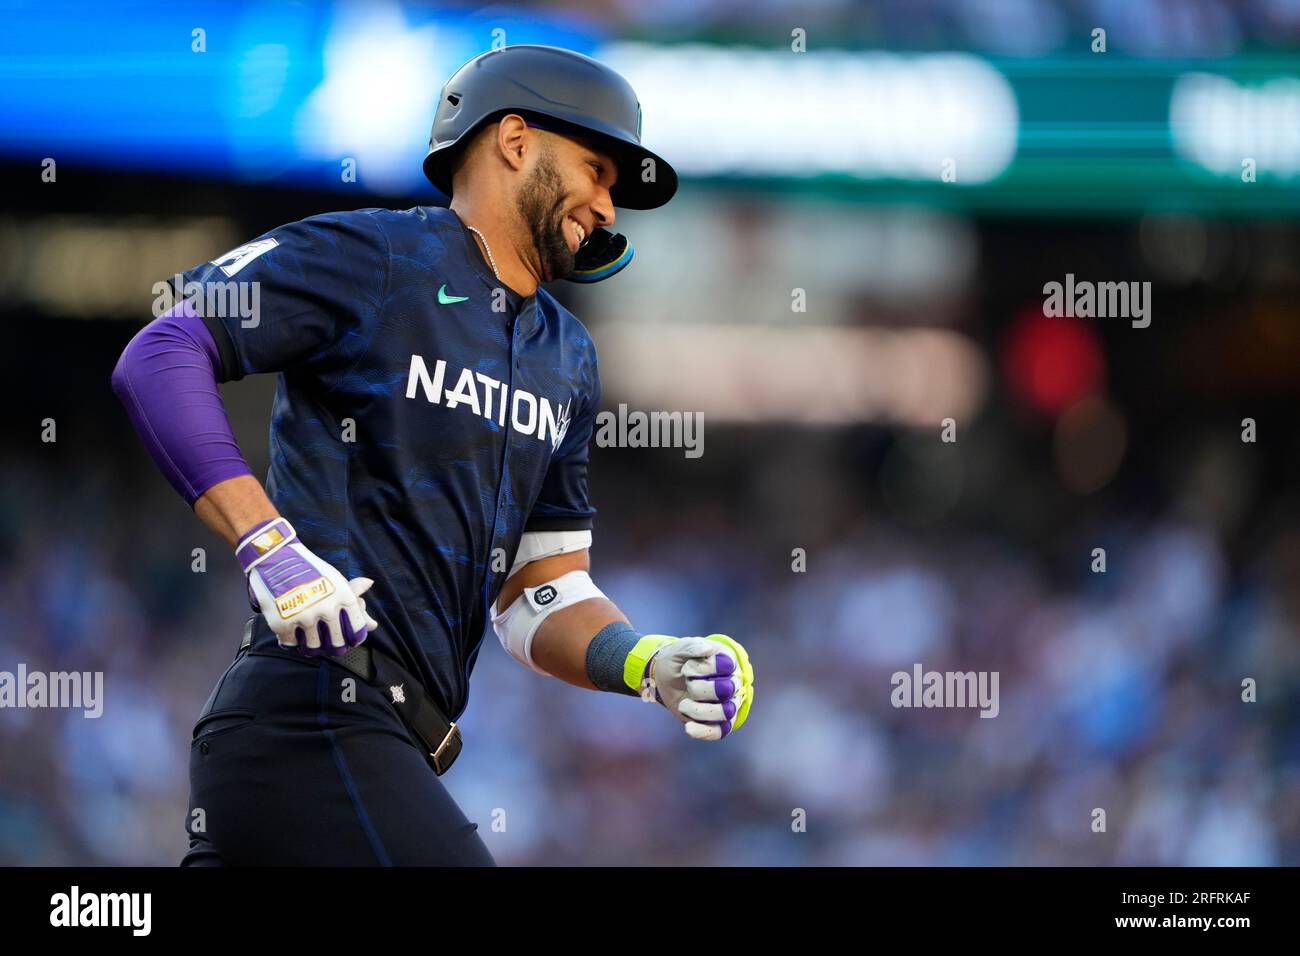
423,108 -> 677,211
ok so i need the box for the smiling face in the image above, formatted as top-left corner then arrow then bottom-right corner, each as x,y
512,124 -> 618,282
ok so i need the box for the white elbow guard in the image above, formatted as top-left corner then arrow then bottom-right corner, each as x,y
491,570 -> 606,675
506,529 -> 592,580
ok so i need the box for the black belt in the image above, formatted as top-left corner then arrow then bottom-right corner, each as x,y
239,618 -> 462,775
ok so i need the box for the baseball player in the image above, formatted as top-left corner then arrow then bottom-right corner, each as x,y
111,44 -> 755,866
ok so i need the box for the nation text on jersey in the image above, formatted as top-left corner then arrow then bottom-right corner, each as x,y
405,354 -> 572,451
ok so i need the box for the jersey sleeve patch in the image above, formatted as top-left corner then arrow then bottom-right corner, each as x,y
213,237 -> 280,277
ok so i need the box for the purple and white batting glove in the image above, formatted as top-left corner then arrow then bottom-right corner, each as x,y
236,517 -> 378,657
632,634 -> 755,741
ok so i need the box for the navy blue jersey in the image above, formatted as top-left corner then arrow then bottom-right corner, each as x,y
170,206 -> 601,719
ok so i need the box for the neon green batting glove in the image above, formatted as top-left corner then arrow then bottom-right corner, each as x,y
625,633 -> 755,741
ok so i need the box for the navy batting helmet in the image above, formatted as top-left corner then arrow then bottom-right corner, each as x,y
422,44 -> 678,211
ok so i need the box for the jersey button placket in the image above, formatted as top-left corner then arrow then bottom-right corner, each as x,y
474,313 -> 519,687
490,316 -> 519,571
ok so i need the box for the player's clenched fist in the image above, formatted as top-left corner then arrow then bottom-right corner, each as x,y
236,517 -> 378,656
631,634 -> 754,741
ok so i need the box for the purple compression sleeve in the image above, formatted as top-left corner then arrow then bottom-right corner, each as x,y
111,299 -> 254,506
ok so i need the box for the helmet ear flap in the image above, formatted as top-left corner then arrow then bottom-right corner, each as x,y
565,229 -> 632,284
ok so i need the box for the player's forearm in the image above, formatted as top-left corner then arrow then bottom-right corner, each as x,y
530,596 -> 629,690
194,475 -> 280,548
519,584 -> 757,739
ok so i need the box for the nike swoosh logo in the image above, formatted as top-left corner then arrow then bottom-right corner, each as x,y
438,284 -> 469,304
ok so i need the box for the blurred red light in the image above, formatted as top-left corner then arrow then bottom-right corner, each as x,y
1003,305 -> 1106,416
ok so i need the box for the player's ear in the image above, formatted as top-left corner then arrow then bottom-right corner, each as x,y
496,114 -> 530,171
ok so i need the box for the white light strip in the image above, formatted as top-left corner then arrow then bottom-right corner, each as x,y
0,216 -> 238,319
598,324 -> 989,425
600,43 -> 1019,183
1170,72 -> 1300,178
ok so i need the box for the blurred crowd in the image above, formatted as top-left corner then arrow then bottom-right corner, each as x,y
1,399 -> 1296,865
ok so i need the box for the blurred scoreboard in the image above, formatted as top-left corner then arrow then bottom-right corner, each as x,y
2,1 -> 1298,214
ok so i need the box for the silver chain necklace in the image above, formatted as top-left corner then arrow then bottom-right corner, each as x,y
466,225 -> 501,282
